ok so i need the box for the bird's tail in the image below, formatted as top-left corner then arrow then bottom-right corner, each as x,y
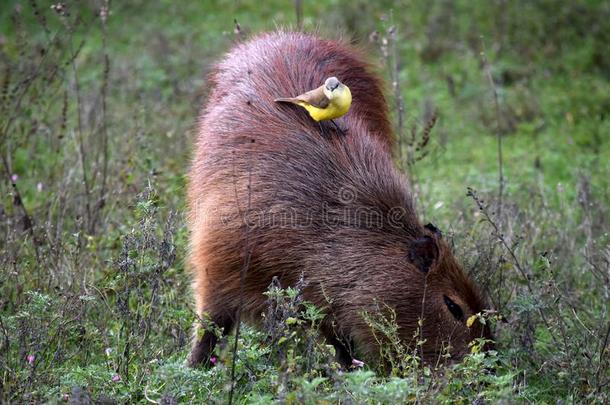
274,97 -> 299,104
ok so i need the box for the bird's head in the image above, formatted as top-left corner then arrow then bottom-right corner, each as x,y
323,76 -> 348,100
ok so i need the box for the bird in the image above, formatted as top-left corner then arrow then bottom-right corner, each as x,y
275,77 -> 352,123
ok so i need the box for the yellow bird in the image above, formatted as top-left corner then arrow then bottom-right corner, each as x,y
275,77 -> 352,122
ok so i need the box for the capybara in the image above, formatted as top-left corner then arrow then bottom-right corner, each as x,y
187,31 -> 492,368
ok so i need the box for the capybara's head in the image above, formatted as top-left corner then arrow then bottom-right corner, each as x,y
392,223 -> 493,363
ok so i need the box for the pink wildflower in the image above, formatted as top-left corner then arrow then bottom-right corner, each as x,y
351,358 -> 365,368
27,354 -> 35,365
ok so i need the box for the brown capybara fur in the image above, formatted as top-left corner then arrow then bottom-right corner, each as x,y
187,31 -> 491,368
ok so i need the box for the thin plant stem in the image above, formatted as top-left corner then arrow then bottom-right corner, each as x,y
480,39 -> 504,217
228,165 -> 253,405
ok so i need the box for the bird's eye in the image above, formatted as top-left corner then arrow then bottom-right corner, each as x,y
443,295 -> 464,321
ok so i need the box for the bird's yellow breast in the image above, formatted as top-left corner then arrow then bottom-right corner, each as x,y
298,87 -> 352,121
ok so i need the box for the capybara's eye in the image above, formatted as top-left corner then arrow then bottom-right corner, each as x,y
443,295 -> 464,321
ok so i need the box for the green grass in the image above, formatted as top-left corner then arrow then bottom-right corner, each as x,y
1,0 -> 608,403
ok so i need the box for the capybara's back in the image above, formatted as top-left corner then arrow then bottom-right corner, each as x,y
187,31 -> 491,368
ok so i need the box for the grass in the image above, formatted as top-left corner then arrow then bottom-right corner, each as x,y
0,0 -> 608,403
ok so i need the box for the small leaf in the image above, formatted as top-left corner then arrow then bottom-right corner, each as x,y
466,314 -> 478,328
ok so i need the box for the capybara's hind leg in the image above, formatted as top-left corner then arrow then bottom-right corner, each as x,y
187,311 -> 234,368
321,323 -> 354,369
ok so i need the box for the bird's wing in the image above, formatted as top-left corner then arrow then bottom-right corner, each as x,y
295,85 -> 330,108
274,85 -> 330,108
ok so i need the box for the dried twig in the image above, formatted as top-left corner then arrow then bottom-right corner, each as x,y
480,39 -> 504,216
294,0 -> 303,30
228,165 -> 254,405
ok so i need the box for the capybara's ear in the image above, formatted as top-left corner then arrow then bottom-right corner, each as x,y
408,235 -> 439,273
424,223 -> 442,238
